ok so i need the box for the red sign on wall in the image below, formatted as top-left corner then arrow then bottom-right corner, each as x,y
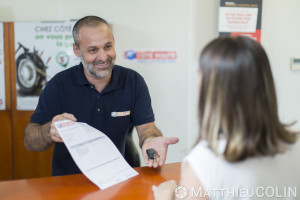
219,0 -> 262,43
124,50 -> 178,63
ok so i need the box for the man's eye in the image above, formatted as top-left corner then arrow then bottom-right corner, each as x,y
105,45 -> 112,50
89,49 -> 97,53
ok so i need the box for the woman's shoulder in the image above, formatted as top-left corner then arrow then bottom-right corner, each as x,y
182,141 -> 223,176
184,140 -> 224,165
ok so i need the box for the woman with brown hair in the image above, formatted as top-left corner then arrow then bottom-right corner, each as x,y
153,36 -> 299,200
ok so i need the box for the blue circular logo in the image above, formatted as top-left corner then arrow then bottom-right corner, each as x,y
111,112 -> 117,117
125,50 -> 136,60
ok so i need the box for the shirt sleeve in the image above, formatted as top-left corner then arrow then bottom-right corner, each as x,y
131,74 -> 155,126
30,76 -> 62,124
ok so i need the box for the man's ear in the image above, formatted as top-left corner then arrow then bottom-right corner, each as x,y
112,36 -> 115,47
73,43 -> 80,58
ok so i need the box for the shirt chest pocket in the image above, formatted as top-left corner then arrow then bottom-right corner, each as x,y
110,110 -> 132,128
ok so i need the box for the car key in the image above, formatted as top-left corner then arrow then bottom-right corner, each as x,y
146,148 -> 158,160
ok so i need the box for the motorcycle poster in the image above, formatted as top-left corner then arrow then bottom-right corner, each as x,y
0,22 -> 6,110
14,21 -> 80,110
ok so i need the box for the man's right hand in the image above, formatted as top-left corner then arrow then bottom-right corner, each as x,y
50,113 -> 77,143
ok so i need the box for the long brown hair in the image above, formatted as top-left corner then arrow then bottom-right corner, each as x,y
197,36 -> 298,162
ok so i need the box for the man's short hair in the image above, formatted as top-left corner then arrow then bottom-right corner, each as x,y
72,16 -> 110,47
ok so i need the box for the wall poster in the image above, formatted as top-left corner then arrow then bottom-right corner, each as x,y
0,22 -> 6,110
14,21 -> 80,110
218,0 -> 263,42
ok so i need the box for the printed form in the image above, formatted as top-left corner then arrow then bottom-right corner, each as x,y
54,120 -> 138,189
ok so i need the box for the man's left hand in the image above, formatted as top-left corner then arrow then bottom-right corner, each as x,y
142,136 -> 179,168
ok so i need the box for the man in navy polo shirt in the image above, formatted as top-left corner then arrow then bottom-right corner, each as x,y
24,16 -> 179,176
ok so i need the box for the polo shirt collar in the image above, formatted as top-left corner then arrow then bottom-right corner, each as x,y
107,65 -> 122,91
75,63 -> 89,85
75,63 -> 122,92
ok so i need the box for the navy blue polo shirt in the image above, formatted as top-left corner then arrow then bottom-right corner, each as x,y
30,63 -> 155,176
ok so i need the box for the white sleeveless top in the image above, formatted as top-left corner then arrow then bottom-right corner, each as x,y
183,140 -> 300,200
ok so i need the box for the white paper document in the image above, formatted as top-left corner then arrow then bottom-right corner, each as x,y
54,120 -> 138,189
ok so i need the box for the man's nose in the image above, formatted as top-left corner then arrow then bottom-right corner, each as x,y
97,49 -> 107,61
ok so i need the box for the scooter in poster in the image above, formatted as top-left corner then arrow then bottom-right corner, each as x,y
15,42 -> 51,95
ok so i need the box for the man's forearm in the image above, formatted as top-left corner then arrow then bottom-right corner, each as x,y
24,122 -> 54,151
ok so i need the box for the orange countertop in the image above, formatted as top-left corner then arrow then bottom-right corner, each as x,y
0,162 -> 181,200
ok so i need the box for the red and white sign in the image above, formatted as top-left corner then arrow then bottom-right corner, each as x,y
124,50 -> 178,63
218,7 -> 258,33
231,29 -> 261,43
218,0 -> 262,43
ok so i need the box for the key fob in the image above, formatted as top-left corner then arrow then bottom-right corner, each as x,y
146,148 -> 158,160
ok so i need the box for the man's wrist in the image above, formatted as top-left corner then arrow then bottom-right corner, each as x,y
139,134 -> 161,148
42,121 -> 54,145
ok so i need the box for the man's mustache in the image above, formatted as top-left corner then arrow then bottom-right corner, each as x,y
93,58 -> 112,65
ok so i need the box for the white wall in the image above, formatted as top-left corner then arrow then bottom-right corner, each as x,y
261,0 -> 300,130
187,0 -> 219,149
0,0 -> 299,166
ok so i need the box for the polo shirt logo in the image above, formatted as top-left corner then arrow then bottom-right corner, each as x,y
111,111 -> 131,117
